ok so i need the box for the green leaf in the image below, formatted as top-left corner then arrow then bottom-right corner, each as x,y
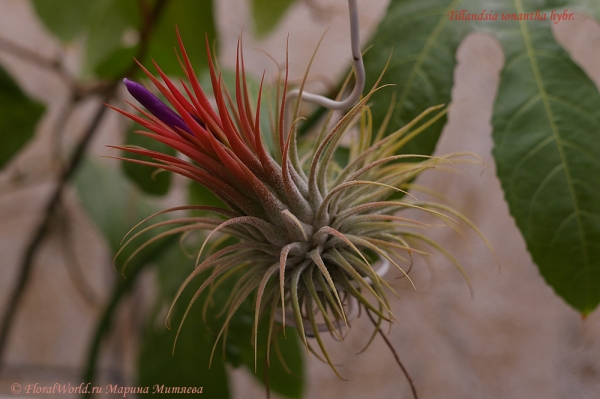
362,0 -> 472,156
217,283 -> 305,398
143,0 -> 216,77
0,65 -> 45,168
122,125 -> 175,196
490,1 -> 600,313
362,0 -> 600,313
139,259 -> 230,399
76,159 -> 229,396
74,158 -> 168,265
83,0 -> 139,75
169,262 -> 305,398
94,0 -> 217,78
32,0 -> 216,77
32,0 -> 139,75
251,0 -> 295,38
244,326 -> 305,399
574,0 -> 600,20
188,181 -> 225,209
138,314 -> 230,399
31,0 -> 101,41
95,45 -> 139,79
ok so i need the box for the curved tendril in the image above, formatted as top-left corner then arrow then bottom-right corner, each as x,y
285,0 -> 364,116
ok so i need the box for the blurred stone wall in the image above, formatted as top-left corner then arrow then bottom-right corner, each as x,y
1,0 -> 599,398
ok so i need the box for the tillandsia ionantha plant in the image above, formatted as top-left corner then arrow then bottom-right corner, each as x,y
107,0 -> 489,394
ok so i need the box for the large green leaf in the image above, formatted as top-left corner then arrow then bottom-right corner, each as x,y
32,0 -> 138,76
489,0 -> 600,313
362,0 -> 472,156
98,0 -> 217,77
139,245 -> 230,399
217,281 -> 304,399
76,160 -> 230,396
0,65 -> 45,168
32,0 -> 216,77
144,236 -> 303,399
251,0 -> 295,38
147,225 -> 304,398
138,312 -> 230,399
83,0 -> 139,75
188,181 -> 225,209
242,325 -> 305,399
142,0 -> 216,77
75,159 -> 169,267
363,0 -> 600,313
31,0 -> 101,42
575,0 -> 600,19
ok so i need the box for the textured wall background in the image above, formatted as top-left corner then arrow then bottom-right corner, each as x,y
1,0 -> 600,398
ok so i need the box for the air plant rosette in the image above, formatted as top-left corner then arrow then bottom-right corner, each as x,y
107,5 -> 490,386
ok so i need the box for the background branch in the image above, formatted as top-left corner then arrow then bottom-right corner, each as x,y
0,35 -> 73,85
0,0 -> 170,373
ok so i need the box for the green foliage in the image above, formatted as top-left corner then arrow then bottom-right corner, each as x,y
489,2 -> 600,314
362,0 -> 472,157
84,0 -> 139,75
32,0 -> 139,76
31,0 -> 216,77
76,160 -> 301,397
75,160 -> 231,395
55,0 -> 600,396
138,310 -> 230,399
31,0 -> 101,42
251,0 -> 295,38
572,0 -> 600,19
0,65 -> 45,168
74,158 -> 167,264
95,46 -> 139,79
208,281 -> 305,399
145,0 -> 216,76
211,275 -> 305,398
363,0 -> 600,313
188,181 -> 225,209
148,238 -> 304,398
244,326 -> 305,399
122,125 -> 175,196
139,245 -> 230,399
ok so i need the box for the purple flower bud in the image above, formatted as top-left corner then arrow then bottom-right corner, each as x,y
123,78 -> 192,134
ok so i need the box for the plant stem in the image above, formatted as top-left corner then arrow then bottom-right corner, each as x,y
0,0 -> 170,374
366,310 -> 418,399
81,235 -> 177,398
286,0 -> 364,112
0,95 -> 114,370
0,35 -> 74,84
